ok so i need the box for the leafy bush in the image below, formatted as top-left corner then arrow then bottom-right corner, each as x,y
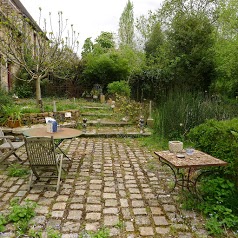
187,119 -> 238,236
107,80 -> 131,97
188,118 -> 238,180
0,89 -> 13,111
114,95 -> 142,122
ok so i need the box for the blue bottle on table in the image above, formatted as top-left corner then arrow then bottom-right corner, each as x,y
52,121 -> 58,132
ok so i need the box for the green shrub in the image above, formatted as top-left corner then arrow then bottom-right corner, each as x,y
187,119 -> 238,235
107,80 -> 131,97
188,118 -> 238,180
114,95 -> 142,122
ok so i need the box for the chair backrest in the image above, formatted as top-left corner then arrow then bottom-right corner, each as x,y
24,136 -> 57,166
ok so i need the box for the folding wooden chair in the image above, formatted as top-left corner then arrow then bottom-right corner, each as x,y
0,128 -> 24,163
24,136 -> 63,192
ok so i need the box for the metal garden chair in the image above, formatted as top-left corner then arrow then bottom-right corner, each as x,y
24,136 -> 63,192
0,128 -> 24,163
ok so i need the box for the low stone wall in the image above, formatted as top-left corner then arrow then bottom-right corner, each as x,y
21,110 -> 80,125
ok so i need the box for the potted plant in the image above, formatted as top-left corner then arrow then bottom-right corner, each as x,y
2,105 -> 22,128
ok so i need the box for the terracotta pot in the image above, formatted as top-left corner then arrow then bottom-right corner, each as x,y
7,119 -> 21,128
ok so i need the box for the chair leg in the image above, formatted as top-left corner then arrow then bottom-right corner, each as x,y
13,152 -> 22,161
28,170 -> 34,191
56,155 -> 63,192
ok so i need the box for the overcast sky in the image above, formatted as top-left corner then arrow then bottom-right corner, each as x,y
20,0 -> 164,52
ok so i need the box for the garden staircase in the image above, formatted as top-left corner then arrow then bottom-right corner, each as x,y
78,102 -> 152,138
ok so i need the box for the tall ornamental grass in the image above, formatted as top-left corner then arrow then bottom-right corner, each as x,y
154,91 -> 238,139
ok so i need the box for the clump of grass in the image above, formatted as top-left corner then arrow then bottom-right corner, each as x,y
7,164 -> 29,177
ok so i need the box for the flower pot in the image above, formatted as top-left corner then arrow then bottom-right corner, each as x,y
169,141 -> 183,153
7,119 -> 21,128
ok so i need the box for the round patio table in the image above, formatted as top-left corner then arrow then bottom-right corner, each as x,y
23,127 -> 82,160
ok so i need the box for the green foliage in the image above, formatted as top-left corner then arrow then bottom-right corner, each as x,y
188,118 -> 238,179
82,50 -> 130,87
46,227 -> 61,238
114,95 -> 142,122
107,80 -> 131,97
185,118 -> 238,235
7,164 -> 29,177
79,227 -> 110,238
8,199 -> 36,223
0,89 -> 13,110
7,198 -> 37,235
1,105 -> 23,125
118,0 -> 134,47
0,214 -> 6,232
154,91 -> 238,140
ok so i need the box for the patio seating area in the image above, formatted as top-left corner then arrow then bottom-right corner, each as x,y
0,136 -> 209,237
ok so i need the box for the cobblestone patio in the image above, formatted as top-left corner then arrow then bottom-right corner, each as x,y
0,137 -> 209,237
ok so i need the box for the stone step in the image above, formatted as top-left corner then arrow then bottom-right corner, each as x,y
81,106 -> 111,110
81,113 -> 113,117
82,120 -> 133,127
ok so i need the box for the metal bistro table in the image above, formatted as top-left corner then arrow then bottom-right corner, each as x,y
23,127 -> 82,160
154,150 -> 227,198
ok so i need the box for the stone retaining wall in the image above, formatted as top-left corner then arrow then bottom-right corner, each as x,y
21,110 -> 80,125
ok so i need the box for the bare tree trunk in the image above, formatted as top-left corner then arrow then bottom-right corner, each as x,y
35,77 -> 44,112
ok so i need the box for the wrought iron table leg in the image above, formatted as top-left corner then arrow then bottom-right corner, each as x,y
159,158 -> 177,193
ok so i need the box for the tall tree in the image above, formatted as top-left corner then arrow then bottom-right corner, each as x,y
0,3 -> 79,109
118,0 -> 135,48
81,37 -> 94,57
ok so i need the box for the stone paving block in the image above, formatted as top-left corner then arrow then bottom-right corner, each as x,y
87,196 -> 101,204
74,189 -> 86,196
104,215 -> 119,226
131,200 -> 144,207
85,222 -> 100,231
35,205 -> 49,214
85,212 -> 101,220
88,190 -> 101,196
56,195 -> 69,202
86,204 -> 102,212
51,211 -> 64,218
62,221 -> 81,232
9,185 -> 20,192
103,193 -> 116,199
121,208 -> 131,220
43,191 -> 57,198
70,203 -> 84,209
52,202 -> 67,210
129,194 -> 142,199
155,226 -> 170,234
133,208 -> 147,215
153,216 -> 169,226
150,207 -> 164,215
139,227 -> 154,236
67,210 -> 82,220
163,204 -> 177,212
134,216 -> 151,225
105,199 -> 117,207
125,221 -> 134,232
103,207 -> 119,214
120,198 -> 129,207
